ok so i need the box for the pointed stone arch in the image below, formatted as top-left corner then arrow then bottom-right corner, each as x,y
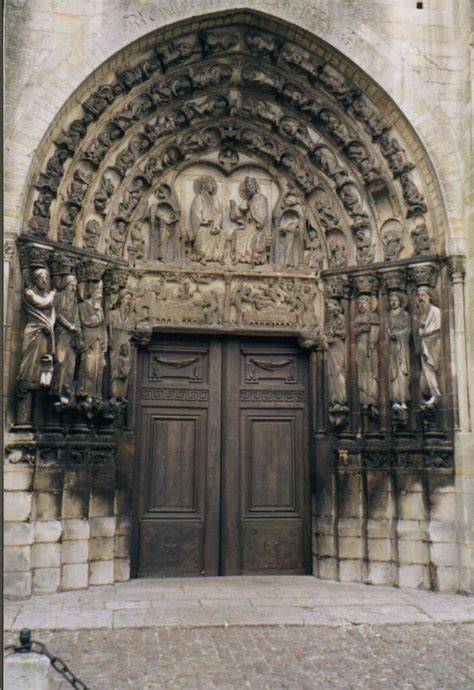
8,8 -> 470,595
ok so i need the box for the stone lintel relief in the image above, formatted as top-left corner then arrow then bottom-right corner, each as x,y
131,267 -> 323,338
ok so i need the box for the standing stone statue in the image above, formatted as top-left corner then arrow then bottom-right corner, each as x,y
354,294 -> 380,416
51,274 -> 81,407
190,176 -> 225,264
17,268 -> 56,390
76,282 -> 107,405
417,287 -> 441,409
325,299 -> 348,424
387,292 -> 411,420
150,183 -> 181,262
16,267 -> 56,427
229,177 -> 269,265
109,289 -> 134,403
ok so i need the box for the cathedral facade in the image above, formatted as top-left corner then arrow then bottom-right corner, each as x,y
4,1 -> 473,596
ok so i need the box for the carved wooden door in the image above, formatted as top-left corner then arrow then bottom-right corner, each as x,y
135,335 -> 310,577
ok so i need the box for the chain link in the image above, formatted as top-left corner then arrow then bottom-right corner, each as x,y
5,629 -> 90,689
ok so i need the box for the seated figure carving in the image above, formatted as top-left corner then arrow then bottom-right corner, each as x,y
229,177 -> 269,265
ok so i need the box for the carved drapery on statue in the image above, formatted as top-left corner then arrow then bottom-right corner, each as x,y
13,16 -> 453,467
51,274 -> 81,407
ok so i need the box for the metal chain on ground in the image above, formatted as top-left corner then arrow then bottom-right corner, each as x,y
4,628 -> 91,689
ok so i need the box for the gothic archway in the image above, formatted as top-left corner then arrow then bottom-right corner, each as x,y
9,10 -> 457,584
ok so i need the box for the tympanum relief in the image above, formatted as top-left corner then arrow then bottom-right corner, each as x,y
13,21 -> 452,466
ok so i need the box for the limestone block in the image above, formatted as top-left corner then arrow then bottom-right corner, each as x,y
116,515 -> 132,536
367,493 -> 395,520
435,566 -> 460,592
61,540 -> 89,565
315,515 -> 336,536
398,564 -> 429,589
61,563 -> 89,590
339,559 -> 363,583
338,518 -> 363,537
31,542 -> 61,569
32,567 -> 60,594
316,557 -> 338,581
368,561 -> 395,586
316,534 -> 337,558
114,534 -> 130,559
398,540 -> 427,564
397,519 -> 429,541
61,490 -> 90,519
430,492 -> 457,521
397,475 -> 423,494
4,491 -> 32,522
4,522 -> 34,546
89,537 -> 114,561
338,492 -> 363,518
90,516 -> 116,538
114,558 -> 131,582
4,571 -> 32,598
4,651 -> 50,690
398,491 -> 426,520
34,520 -> 62,543
62,518 -> 90,541
4,545 -> 31,572
33,491 -> 62,521
338,536 -> 364,560
4,464 -> 34,491
367,538 -> 392,562
428,520 -> 458,543
89,491 -> 115,518
430,542 -> 459,567
89,559 -> 114,586
367,519 -> 392,539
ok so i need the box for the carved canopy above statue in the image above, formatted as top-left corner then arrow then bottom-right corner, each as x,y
14,11 -> 454,467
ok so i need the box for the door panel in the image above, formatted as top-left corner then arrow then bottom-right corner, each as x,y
135,335 -> 310,577
222,338 -> 310,575
136,337 -> 221,577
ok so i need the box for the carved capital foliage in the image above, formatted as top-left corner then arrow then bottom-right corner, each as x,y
17,243 -> 51,270
408,262 -> 440,288
447,255 -> 466,283
4,239 -> 15,263
323,275 -> 351,299
49,251 -> 77,278
381,268 -> 407,293
103,267 -> 130,294
352,273 -> 379,296
76,259 -> 105,283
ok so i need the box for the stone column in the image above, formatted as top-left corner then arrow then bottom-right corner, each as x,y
3,238 -> 15,324
448,256 -> 470,432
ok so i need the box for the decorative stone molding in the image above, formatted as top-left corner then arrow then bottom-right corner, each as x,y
408,262 -> 440,288
447,256 -> 466,284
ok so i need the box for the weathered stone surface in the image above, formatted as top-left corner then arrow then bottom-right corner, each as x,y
32,567 -> 61,594
4,652 -> 50,690
4,522 -> 34,546
62,563 -> 89,590
34,520 -> 62,543
4,491 -> 32,522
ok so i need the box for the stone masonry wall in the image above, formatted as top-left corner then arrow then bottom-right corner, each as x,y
4,0 -> 473,595
4,458 -> 131,597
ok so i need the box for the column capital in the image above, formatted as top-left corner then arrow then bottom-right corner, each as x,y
447,255 -> 466,284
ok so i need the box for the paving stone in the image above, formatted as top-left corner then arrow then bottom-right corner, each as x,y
5,622 -> 473,690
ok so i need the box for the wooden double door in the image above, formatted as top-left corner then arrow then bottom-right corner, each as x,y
134,334 -> 310,577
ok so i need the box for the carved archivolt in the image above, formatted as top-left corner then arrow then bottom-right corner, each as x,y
13,16 -> 453,464
24,23 -> 435,269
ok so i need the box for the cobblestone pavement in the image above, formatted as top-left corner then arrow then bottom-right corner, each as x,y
4,577 -> 474,689
5,623 -> 474,690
